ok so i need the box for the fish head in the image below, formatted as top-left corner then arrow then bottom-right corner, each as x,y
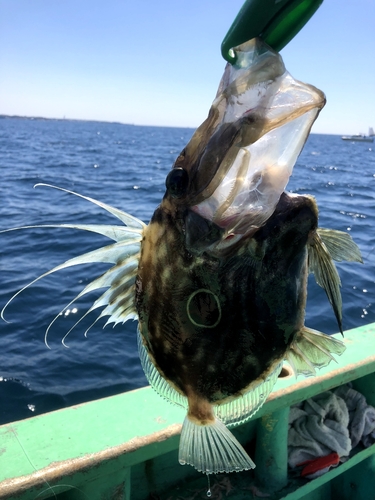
162,38 -> 325,254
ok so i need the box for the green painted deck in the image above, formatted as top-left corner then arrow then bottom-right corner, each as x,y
1,322 -> 375,499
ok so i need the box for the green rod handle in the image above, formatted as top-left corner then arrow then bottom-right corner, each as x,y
222,0 -> 323,62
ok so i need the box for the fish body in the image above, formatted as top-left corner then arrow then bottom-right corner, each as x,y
137,192 -> 314,407
1,39 -> 362,475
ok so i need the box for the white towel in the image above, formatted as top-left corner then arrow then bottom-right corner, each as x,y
288,385 -> 375,478
333,385 -> 375,448
288,391 -> 351,469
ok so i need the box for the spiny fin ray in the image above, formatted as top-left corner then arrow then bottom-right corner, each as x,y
2,185 -> 145,346
1,241 -> 141,322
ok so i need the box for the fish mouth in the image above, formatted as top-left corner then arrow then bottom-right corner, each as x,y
166,38 -> 325,245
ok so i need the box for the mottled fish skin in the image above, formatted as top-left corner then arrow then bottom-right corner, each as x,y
136,192 -> 318,406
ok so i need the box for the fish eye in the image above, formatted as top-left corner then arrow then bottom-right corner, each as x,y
165,167 -> 189,198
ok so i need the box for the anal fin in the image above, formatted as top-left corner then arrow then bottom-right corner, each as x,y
179,415 -> 255,474
215,361 -> 283,427
286,327 -> 346,377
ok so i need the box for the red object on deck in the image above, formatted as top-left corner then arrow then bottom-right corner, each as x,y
297,452 -> 340,477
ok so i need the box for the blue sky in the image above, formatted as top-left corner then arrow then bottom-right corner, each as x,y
1,0 -> 374,134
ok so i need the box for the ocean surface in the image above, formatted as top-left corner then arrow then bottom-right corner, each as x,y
0,117 -> 374,425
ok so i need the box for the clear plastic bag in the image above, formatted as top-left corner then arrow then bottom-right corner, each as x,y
183,38 -> 325,238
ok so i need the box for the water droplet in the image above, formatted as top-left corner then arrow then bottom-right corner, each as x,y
206,474 -> 211,497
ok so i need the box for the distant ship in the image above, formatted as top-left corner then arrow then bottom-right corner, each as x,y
342,127 -> 374,143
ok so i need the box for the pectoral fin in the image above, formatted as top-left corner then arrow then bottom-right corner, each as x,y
286,327 -> 346,377
308,231 -> 343,334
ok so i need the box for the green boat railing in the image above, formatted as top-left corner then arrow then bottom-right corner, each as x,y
1,322 -> 375,499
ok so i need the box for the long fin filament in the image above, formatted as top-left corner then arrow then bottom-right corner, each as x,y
1,185 -> 144,345
34,183 -> 146,229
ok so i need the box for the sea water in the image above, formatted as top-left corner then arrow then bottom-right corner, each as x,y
0,117 -> 374,424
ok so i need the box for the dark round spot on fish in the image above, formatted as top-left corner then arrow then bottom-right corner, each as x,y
187,289 -> 221,328
165,167 -> 189,198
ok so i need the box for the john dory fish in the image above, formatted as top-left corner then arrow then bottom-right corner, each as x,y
2,39 -> 362,474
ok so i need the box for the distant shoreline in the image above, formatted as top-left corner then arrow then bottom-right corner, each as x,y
0,114 -> 131,126
0,114 -> 196,130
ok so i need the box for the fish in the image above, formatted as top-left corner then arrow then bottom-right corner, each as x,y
1,38 -> 363,475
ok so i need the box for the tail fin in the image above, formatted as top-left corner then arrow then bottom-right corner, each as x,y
178,415 -> 255,474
